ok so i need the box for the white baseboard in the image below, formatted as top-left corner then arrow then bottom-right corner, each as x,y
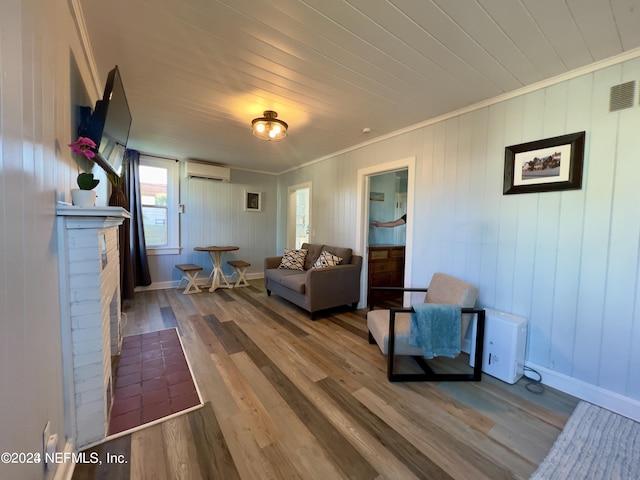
135,272 -> 264,292
526,362 -> 640,422
135,280 -> 175,291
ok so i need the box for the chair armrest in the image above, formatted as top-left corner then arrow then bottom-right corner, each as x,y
387,306 -> 483,315
305,264 -> 362,309
368,286 -> 429,311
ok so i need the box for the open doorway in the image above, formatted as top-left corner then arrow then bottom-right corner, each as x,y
287,182 -> 312,249
356,157 -> 415,309
369,170 -> 408,246
368,170 -> 407,307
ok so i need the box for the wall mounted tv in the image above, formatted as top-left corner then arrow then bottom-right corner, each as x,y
79,65 -> 132,177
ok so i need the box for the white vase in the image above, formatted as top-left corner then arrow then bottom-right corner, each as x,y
71,189 -> 97,206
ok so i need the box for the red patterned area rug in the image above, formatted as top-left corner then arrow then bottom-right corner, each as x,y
108,328 -> 203,436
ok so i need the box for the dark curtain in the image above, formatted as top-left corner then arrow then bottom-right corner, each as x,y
125,149 -> 151,296
108,171 -> 134,300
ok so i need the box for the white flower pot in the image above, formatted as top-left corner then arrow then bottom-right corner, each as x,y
71,189 -> 97,206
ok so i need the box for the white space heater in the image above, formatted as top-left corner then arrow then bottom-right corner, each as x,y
469,309 -> 527,384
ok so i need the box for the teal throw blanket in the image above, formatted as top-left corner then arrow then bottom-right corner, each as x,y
409,303 -> 461,359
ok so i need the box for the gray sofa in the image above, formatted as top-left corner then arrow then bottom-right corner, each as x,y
264,243 -> 362,318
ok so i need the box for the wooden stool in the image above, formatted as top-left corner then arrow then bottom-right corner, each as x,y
175,264 -> 203,294
227,260 -> 251,287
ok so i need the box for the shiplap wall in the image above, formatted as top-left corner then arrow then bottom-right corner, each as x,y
145,168 -> 278,284
278,57 -> 640,412
0,0 -> 104,477
4,14 -> 638,480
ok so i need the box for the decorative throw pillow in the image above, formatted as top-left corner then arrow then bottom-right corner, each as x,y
278,249 -> 308,270
312,250 -> 343,269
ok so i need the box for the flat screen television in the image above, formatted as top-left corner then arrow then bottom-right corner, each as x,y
79,65 -> 132,176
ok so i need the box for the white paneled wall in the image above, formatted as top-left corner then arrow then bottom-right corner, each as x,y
145,168 -> 278,285
3,15 -> 639,480
278,57 -> 640,415
0,0 -> 100,477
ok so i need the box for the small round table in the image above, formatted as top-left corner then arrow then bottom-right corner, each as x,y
194,246 -> 239,292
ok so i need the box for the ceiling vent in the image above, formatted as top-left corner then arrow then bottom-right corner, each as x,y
185,161 -> 231,182
609,80 -> 636,112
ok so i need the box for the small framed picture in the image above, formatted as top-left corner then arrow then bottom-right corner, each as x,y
503,131 -> 585,195
245,191 -> 262,212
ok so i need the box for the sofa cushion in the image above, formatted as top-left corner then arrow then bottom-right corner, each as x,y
321,245 -> 352,266
280,273 -> 306,294
301,243 -> 324,270
266,267 -> 303,283
312,250 -> 343,268
278,248 -> 307,270
301,243 -> 353,269
367,309 -> 424,356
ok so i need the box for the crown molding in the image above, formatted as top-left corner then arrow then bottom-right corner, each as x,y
68,0 -> 102,98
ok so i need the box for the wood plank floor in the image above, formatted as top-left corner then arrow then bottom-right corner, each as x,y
73,281 -> 578,480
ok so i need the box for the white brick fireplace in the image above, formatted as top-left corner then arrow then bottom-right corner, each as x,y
57,205 -> 130,449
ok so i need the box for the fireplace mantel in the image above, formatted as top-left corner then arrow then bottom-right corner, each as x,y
56,203 -> 130,221
57,204 -> 130,449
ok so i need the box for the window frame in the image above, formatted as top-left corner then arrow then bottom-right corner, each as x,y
139,155 -> 180,255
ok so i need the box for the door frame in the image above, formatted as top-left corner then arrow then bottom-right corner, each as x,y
355,157 -> 416,308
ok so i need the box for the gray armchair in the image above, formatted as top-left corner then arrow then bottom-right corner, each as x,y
367,272 -> 485,381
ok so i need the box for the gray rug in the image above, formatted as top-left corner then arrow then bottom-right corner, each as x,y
531,401 -> 640,479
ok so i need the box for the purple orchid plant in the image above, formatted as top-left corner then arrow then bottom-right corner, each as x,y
68,136 -> 97,159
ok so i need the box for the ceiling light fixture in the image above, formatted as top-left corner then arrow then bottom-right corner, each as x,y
251,110 -> 288,141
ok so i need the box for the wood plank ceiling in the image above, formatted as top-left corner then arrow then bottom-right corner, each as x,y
78,0 -> 640,173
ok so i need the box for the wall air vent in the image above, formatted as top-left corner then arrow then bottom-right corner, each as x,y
609,80 -> 636,112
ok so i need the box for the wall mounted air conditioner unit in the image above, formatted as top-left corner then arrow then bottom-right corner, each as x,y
185,161 -> 231,182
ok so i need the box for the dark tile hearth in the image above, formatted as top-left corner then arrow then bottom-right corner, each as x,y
108,328 -> 201,436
